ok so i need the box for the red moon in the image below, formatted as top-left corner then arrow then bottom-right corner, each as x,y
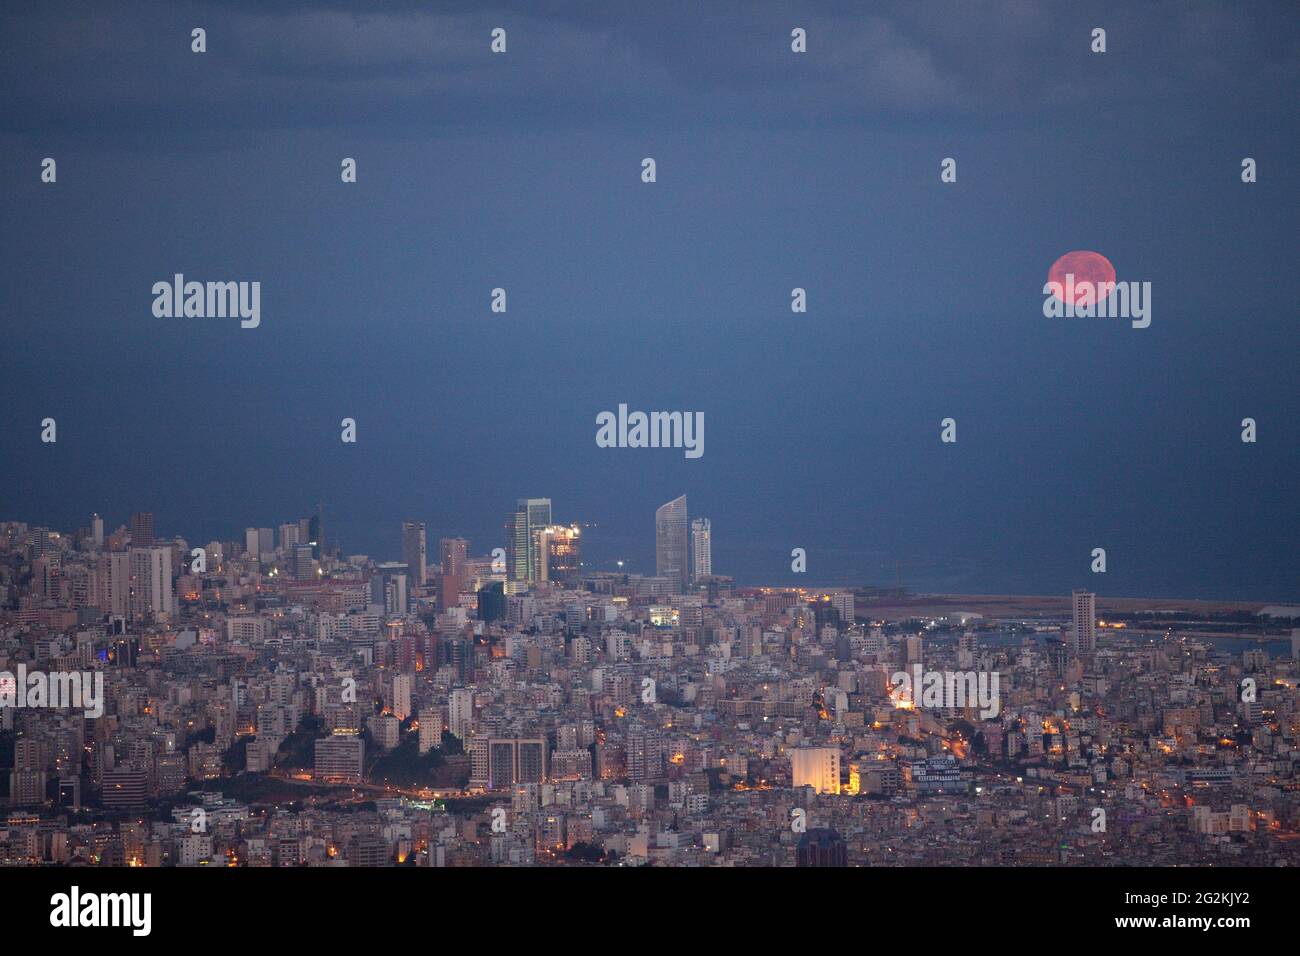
1047,250 -> 1116,307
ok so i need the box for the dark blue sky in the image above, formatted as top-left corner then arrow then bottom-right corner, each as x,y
2,1 -> 1297,599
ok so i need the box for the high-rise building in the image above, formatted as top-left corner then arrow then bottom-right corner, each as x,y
308,506 -> 324,560
279,523 -> 300,551
293,543 -> 315,582
90,513 -> 104,547
129,512 -> 155,547
523,498 -> 552,539
448,688 -> 474,739
439,536 -> 469,608
129,546 -> 174,622
655,495 -> 688,593
506,498 -> 552,584
470,738 -> 548,789
1071,589 -> 1097,656
440,537 -> 468,576
441,635 -> 474,683
417,708 -> 443,754
690,517 -> 711,584
626,726 -> 662,782
32,556 -> 59,601
372,563 -> 410,614
506,510 -> 528,584
390,674 -> 412,721
829,590 -> 855,625
101,767 -> 149,810
97,551 -> 131,618
314,733 -> 364,784
30,526 -> 55,558
478,581 -> 506,623
402,520 -> 427,588
905,634 -> 923,665
536,524 -> 581,584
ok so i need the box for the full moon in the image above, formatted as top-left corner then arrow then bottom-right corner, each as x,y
1047,250 -> 1116,307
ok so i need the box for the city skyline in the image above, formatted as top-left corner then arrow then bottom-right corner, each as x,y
3,503 -> 1297,872
5,496 -> 1299,604
3,3 -> 1297,602
0,0 -> 1297,902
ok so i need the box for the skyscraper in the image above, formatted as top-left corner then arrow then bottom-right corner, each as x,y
1071,589 -> 1097,656
90,513 -> 103,547
506,511 -> 528,584
129,512 -> 154,547
402,520 -> 427,588
308,504 -> 324,560
655,495 -> 688,593
440,537 -> 468,577
372,563 -> 410,614
440,536 -> 469,608
293,543 -> 315,582
97,551 -> 130,618
507,498 -> 551,584
524,498 -> 552,536
128,546 -> 174,622
690,517 -> 712,584
537,524 -> 581,584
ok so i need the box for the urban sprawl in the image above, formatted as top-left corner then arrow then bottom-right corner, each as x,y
2,497 -> 1298,867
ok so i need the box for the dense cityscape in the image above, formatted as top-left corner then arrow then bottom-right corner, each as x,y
2,498 -> 1298,867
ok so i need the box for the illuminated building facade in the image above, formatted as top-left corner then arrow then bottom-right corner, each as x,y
791,746 -> 841,795
536,524 -> 581,584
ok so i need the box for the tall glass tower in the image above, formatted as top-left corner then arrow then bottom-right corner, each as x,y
508,498 -> 552,584
655,495 -> 688,593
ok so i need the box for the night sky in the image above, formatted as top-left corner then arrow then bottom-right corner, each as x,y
1,1 -> 1296,599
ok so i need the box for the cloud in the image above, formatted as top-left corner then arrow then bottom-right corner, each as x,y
1,0 -> 1295,138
